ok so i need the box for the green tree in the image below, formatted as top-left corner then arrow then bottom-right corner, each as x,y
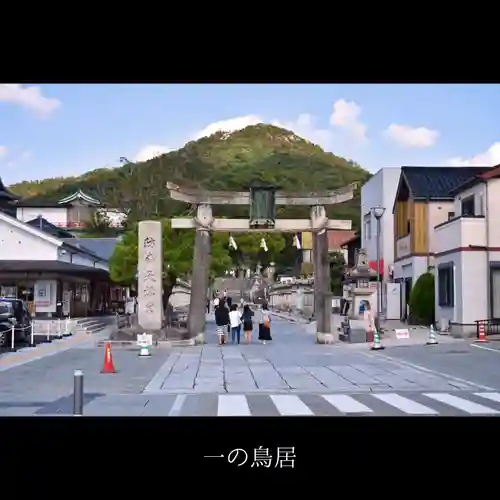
9,124 -> 371,231
408,272 -> 435,325
109,220 -> 232,309
329,251 -> 346,295
227,232 -> 286,270
83,210 -> 120,238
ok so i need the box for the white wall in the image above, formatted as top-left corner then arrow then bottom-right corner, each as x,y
0,219 -> 59,260
361,168 -> 401,279
16,207 -> 68,226
486,178 -> 500,247
427,201 -> 454,255
393,255 -> 429,282
435,251 -> 487,327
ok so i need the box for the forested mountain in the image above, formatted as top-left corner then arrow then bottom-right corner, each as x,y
9,124 -> 371,229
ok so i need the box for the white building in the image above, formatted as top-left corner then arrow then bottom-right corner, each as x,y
434,165 -> 500,336
15,189 -> 126,229
0,181 -> 125,317
361,167 -> 401,281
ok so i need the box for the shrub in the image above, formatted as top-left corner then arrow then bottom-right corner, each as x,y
408,272 -> 435,325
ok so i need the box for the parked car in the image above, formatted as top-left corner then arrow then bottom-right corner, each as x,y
0,298 -> 32,348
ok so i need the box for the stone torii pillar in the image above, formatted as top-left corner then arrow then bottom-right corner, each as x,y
311,205 -> 332,344
188,204 -> 213,344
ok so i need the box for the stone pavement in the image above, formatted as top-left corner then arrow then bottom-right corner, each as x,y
0,313 -> 496,416
270,309 -> 461,347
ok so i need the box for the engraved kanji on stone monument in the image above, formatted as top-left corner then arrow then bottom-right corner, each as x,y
138,221 -> 163,331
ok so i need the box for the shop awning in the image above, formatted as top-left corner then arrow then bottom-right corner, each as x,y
0,260 -> 109,277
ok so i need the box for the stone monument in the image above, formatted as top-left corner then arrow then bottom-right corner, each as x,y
137,221 -> 163,333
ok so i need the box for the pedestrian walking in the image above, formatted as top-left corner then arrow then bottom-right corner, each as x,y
214,298 -> 230,346
241,304 -> 254,344
229,304 -> 242,344
363,300 -> 376,343
257,304 -> 272,344
206,298 -> 210,313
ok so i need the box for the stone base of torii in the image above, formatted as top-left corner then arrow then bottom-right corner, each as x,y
166,183 -> 355,345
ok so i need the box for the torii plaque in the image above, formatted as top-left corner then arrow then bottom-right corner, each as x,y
166,182 -> 357,344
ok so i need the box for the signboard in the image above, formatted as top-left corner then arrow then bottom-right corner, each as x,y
34,281 -> 52,307
62,291 -> 71,316
301,232 -> 313,250
395,328 -> 410,339
137,333 -> 153,347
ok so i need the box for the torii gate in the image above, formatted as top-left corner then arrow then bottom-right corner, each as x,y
166,182 -> 356,344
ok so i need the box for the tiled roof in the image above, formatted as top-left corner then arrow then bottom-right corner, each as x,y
25,216 -> 74,238
62,238 -> 119,261
402,166 -> 492,199
15,198 -> 72,207
327,230 -> 356,250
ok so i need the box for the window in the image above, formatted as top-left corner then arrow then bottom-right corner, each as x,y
438,264 -> 454,307
363,213 -> 372,240
461,195 -> 475,217
448,212 -> 455,220
478,194 -> 485,216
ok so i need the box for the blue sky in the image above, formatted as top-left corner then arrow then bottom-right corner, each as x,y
1,83 -> 500,185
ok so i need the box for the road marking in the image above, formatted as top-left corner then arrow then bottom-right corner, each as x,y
373,393 -> 438,415
270,395 -> 314,416
424,393 -> 499,414
475,392 -> 500,404
471,343 -> 500,354
361,351 -> 495,391
217,395 -> 251,416
168,395 -> 187,416
322,394 -> 373,413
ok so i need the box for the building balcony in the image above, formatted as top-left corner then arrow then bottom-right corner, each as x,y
434,215 -> 486,255
396,234 -> 411,259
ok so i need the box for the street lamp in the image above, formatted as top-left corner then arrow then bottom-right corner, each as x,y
371,206 -> 386,331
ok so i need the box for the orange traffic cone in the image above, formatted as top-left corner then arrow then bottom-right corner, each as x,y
101,342 -> 117,373
476,320 -> 488,343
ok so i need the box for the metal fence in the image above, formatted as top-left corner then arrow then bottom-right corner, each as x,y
476,319 -> 500,337
1,318 -> 75,352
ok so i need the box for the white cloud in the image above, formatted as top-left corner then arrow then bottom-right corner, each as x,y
0,84 -> 61,118
446,142 -> 500,166
272,114 -> 332,149
194,113 -> 333,149
0,146 -> 7,158
193,115 -> 263,139
330,99 -> 367,142
384,123 -> 439,148
133,144 -> 171,162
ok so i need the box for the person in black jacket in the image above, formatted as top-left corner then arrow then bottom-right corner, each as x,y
241,304 -> 254,344
214,298 -> 230,345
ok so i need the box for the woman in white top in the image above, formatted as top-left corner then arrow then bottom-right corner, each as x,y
363,300 -> 376,342
229,304 -> 242,344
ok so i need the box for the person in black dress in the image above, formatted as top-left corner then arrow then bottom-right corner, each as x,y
241,304 -> 254,344
257,304 -> 272,344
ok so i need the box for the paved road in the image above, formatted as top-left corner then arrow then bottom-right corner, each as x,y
83,390 -> 500,416
1,314 -> 499,416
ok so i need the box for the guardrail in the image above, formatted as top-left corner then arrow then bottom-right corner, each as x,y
116,313 -> 129,329
0,319 -> 75,352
